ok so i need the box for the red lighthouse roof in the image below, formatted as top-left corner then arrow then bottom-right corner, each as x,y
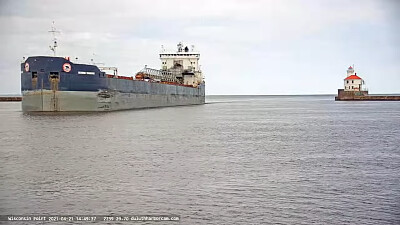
348,66 -> 353,69
345,74 -> 362,80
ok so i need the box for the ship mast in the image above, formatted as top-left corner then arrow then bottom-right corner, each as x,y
48,21 -> 60,56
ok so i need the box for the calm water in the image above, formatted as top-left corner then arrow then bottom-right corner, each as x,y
0,95 -> 399,224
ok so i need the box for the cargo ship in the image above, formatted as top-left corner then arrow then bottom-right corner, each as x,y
21,25 -> 205,112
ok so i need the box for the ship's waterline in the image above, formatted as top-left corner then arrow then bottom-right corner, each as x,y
22,90 -> 205,112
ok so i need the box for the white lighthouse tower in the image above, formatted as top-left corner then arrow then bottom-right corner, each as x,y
346,66 -> 355,77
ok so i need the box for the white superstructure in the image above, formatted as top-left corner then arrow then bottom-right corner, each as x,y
160,42 -> 203,87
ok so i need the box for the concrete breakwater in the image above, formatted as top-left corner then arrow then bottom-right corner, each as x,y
0,96 -> 22,102
335,89 -> 400,101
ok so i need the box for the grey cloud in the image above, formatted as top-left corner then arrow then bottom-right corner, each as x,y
0,0 -> 399,94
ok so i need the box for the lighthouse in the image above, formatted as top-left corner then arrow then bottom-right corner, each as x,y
336,66 -> 400,101
344,66 -> 363,91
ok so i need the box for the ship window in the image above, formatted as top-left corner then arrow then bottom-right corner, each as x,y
49,72 -> 59,79
352,86 -> 354,89
346,80 -> 349,84
32,72 -> 37,79
352,80 -> 354,83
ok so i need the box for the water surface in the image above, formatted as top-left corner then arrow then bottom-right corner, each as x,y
0,95 -> 399,224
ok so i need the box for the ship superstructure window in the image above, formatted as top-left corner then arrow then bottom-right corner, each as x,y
347,80 -> 349,84
352,80 -> 354,83
173,60 -> 183,67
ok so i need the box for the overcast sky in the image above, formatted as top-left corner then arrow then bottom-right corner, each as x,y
0,0 -> 399,95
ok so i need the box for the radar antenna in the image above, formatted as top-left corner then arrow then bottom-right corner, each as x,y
48,21 -> 60,56
177,42 -> 183,52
